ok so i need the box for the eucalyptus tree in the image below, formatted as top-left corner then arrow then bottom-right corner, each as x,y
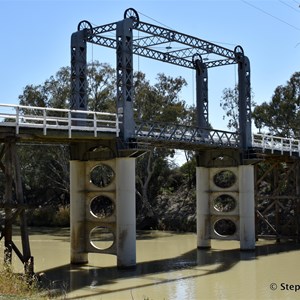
17,62 -> 116,209
220,86 -> 239,131
19,61 -> 115,111
133,71 -> 189,225
252,72 -> 300,138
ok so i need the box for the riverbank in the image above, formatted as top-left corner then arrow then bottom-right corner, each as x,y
1,228 -> 300,299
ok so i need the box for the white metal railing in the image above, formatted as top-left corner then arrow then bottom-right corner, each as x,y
0,104 -> 299,156
252,133 -> 300,156
0,104 -> 120,138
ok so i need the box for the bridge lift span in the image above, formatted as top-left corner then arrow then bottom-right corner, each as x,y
71,8 -> 251,150
70,8 -> 255,269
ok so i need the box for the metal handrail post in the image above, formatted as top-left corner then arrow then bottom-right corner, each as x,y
15,106 -> 19,135
43,108 -> 47,136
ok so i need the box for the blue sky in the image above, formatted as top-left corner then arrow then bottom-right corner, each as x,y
1,0 -> 300,131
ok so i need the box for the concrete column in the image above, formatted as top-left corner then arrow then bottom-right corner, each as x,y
196,166 -> 211,248
70,160 -> 88,264
239,165 -> 255,250
116,157 -> 136,268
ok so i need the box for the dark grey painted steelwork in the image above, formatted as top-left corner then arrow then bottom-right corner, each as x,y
235,46 -> 252,150
135,121 -> 239,149
70,30 -> 89,111
193,55 -> 209,128
86,15 -> 237,70
70,8 -> 251,150
116,18 -> 135,142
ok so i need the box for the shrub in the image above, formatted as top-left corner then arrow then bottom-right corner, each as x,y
25,206 -> 70,227
53,206 -> 70,227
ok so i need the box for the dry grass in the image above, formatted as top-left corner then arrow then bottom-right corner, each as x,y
0,265 -> 42,299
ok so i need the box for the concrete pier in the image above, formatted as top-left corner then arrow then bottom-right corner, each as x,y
196,165 -> 255,250
116,158 -> 136,268
70,160 -> 88,264
196,167 -> 211,249
239,165 -> 255,250
70,157 -> 137,268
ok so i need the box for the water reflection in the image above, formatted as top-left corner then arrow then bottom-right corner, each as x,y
3,229 -> 300,299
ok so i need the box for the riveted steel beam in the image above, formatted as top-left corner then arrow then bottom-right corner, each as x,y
70,30 -> 88,111
134,21 -> 235,59
83,16 -> 238,70
235,46 -> 252,150
116,18 -> 135,143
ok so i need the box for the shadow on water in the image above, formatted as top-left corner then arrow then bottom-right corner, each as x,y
16,228 -> 171,241
39,250 -> 238,299
37,233 -> 300,299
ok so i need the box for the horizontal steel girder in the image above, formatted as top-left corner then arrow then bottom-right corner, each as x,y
86,20 -> 237,69
135,121 -> 239,148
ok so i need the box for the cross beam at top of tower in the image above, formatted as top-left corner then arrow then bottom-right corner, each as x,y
77,8 -> 241,69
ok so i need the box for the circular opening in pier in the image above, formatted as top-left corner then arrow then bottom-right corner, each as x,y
90,195 -> 115,219
90,164 -> 115,188
90,226 -> 114,250
214,219 -> 236,237
213,194 -> 236,212
213,170 -> 236,188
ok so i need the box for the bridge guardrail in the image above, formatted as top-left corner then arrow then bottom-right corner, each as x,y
252,133 -> 300,156
135,121 -> 240,147
0,104 -> 120,138
0,104 -> 299,156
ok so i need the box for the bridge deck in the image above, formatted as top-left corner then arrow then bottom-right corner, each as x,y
0,104 -> 298,157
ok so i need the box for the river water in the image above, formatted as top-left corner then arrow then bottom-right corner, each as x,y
2,228 -> 300,300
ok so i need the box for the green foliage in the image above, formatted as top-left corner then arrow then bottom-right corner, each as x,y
220,85 -> 255,131
155,181 -> 196,232
134,71 -> 191,227
179,155 -> 197,187
26,207 -> 57,227
19,67 -> 70,109
253,72 -> 300,138
134,71 -> 188,123
18,145 -> 69,208
52,206 -> 70,227
19,61 -> 116,112
26,206 -> 70,227
87,61 -> 116,112
136,149 -> 169,219
220,86 -> 239,130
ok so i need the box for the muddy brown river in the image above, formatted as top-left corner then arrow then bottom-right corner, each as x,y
2,228 -> 300,299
